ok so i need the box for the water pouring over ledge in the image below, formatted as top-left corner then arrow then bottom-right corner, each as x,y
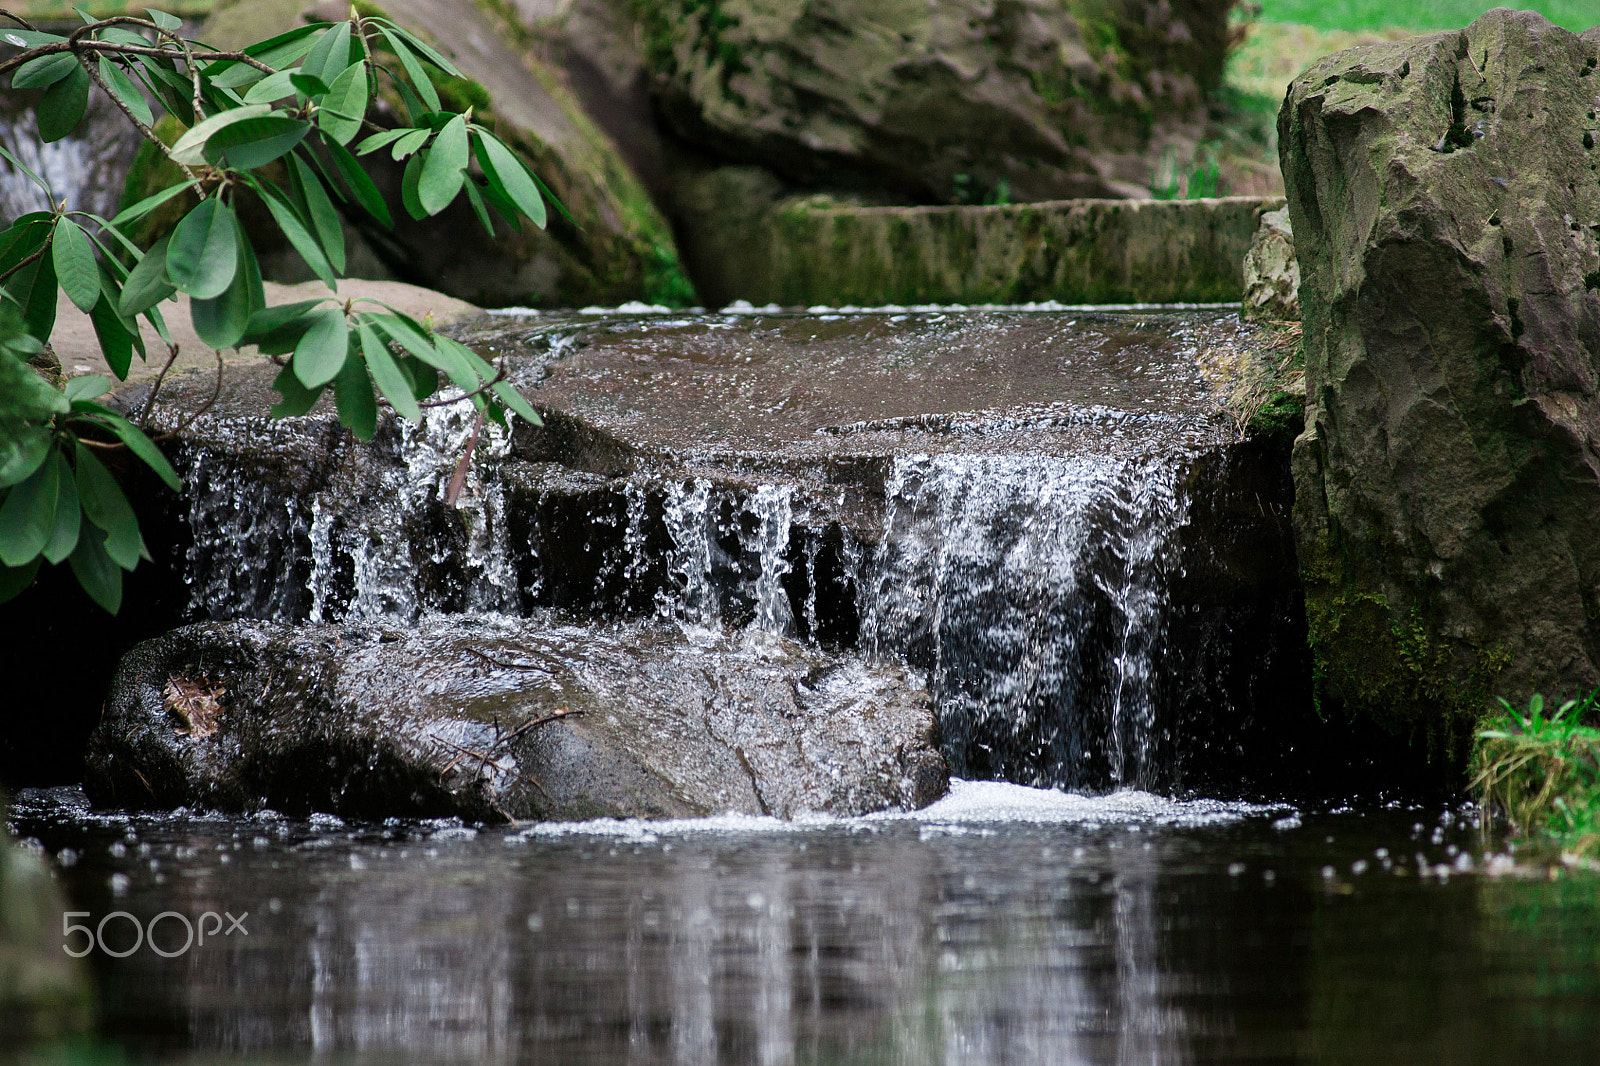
146,305 -> 1319,801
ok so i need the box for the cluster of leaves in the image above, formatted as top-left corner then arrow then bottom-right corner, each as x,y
1473,691 -> 1600,859
0,7 -> 554,611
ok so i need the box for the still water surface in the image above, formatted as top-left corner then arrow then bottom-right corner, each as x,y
10,782 -> 1600,1065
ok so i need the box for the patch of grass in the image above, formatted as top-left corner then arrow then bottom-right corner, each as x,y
1254,0 -> 1594,34
1474,692 -> 1600,859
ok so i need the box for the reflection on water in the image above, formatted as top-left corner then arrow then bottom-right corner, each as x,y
9,783 -> 1600,1065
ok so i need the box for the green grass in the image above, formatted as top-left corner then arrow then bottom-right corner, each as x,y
1256,0 -> 1595,33
1474,692 -> 1600,858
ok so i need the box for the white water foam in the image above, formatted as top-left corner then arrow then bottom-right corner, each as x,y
500,780 -> 1282,843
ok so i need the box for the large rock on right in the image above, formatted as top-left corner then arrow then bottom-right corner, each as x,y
1281,10 -> 1600,747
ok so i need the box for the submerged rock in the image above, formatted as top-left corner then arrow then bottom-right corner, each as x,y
1281,11 -> 1600,744
84,618 -> 946,822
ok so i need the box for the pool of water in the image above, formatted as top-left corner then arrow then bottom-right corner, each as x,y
10,782 -> 1600,1065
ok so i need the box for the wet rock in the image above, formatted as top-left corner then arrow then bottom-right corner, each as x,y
184,0 -> 695,308
1241,206 -> 1299,321
124,308 -> 1342,795
84,618 -> 946,822
631,0 -> 1231,204
0,811 -> 95,1044
1281,11 -> 1600,745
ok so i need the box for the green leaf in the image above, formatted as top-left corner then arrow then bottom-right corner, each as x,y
0,426 -> 51,489
289,72 -> 330,98
74,441 -> 144,569
68,523 -> 122,612
375,22 -> 460,77
289,155 -> 345,274
318,61 -> 368,146
358,322 -> 420,421
356,128 -> 412,155
377,28 -> 440,112
292,309 -> 349,388
461,177 -> 495,238
96,261 -> 145,361
0,149 -> 52,202
401,150 -> 426,220
41,448 -> 80,564
203,115 -> 312,170
89,291 -> 137,379
301,20 -> 353,86
473,131 -> 546,229
146,9 -> 182,32
12,52 -> 78,90
323,136 -> 392,226
0,29 -> 65,47
334,349 -> 377,439
98,57 -> 154,125
253,180 -> 337,288
0,557 -> 40,605
9,248 -> 59,343
418,113 -> 468,216
51,217 -> 100,312
241,298 -> 325,345
190,247 -> 254,349
242,68 -> 298,104
63,401 -> 180,491
269,362 -> 324,418
168,103 -> 275,166
390,127 -> 429,161
0,452 -> 59,567
166,199 -> 238,299
38,63 -> 90,143
206,23 -> 324,88
120,234 -> 177,318
64,374 -> 110,402
110,182 -> 193,230
439,336 -> 543,426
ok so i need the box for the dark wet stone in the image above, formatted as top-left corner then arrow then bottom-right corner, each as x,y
83,619 -> 947,823
1282,10 -> 1600,743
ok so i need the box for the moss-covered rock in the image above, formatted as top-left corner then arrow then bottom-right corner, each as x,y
672,169 -> 1278,306
1281,11 -> 1600,753
628,0 -> 1233,205
163,0 -> 695,307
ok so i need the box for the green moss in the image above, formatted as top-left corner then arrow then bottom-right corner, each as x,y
1302,540 -> 1511,763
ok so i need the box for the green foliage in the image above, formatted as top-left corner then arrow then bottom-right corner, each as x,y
1473,692 -> 1600,858
1254,0 -> 1593,34
0,7 -> 557,611
1151,144 -> 1222,200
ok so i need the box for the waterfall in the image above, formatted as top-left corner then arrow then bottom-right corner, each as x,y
857,454 -> 1190,791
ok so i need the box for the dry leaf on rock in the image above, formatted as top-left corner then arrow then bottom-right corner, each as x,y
164,675 -> 226,737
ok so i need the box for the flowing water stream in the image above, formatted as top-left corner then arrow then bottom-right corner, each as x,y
10,306 -> 1599,1062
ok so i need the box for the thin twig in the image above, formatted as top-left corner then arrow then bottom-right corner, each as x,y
164,347 -> 224,439
444,407 -> 485,505
1,10 -> 39,31
138,342 -> 182,429
499,708 -> 584,746
79,53 -> 201,187
0,39 -> 275,78
0,242 -> 45,285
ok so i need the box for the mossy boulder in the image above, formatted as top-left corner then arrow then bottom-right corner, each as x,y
133,0 -> 695,307
628,0 -> 1234,204
1281,11 -> 1600,752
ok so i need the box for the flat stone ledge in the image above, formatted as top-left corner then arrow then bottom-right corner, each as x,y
688,196 -> 1285,308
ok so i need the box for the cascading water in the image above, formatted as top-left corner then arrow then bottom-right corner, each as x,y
166,308 -> 1299,797
861,453 -> 1189,791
